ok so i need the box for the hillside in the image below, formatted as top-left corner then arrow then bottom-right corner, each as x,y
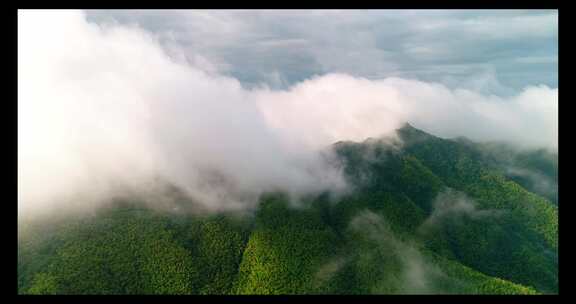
17,124 -> 558,295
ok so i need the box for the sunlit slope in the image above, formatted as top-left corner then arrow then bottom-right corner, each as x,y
19,208 -> 250,295
232,196 -> 538,294
396,124 -> 558,293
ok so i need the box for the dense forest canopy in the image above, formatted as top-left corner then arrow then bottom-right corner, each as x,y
18,124 -> 557,295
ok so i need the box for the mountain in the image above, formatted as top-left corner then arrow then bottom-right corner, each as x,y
17,124 -> 558,295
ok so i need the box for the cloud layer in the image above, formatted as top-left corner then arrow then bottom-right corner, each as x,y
86,9 -> 558,94
18,10 -> 557,218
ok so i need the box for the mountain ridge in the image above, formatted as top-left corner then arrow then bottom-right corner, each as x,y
18,124 -> 558,295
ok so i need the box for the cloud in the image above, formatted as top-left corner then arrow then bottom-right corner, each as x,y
313,257 -> 347,289
18,10 -> 348,218
418,189 -> 503,233
85,9 -> 558,92
256,74 -> 558,150
505,167 -> 558,202
18,10 -> 557,220
348,210 -> 449,294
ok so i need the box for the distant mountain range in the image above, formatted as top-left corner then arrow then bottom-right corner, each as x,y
18,123 -> 558,295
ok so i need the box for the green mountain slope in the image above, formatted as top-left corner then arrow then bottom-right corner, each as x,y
396,124 -> 558,293
18,124 -> 557,295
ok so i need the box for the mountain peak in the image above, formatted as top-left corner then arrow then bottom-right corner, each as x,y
396,122 -> 436,144
400,122 -> 415,130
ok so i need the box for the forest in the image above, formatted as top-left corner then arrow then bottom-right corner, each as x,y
18,124 -> 558,295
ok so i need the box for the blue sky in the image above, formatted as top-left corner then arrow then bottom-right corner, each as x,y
86,9 -> 558,95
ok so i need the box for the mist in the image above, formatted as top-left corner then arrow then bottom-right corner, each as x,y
348,210 -> 450,294
419,189 -> 503,231
18,10 -> 558,219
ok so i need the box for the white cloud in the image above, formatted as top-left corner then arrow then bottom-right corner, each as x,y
349,210 -> 449,294
418,189 -> 504,233
18,10 -> 348,218
18,10 -> 558,220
